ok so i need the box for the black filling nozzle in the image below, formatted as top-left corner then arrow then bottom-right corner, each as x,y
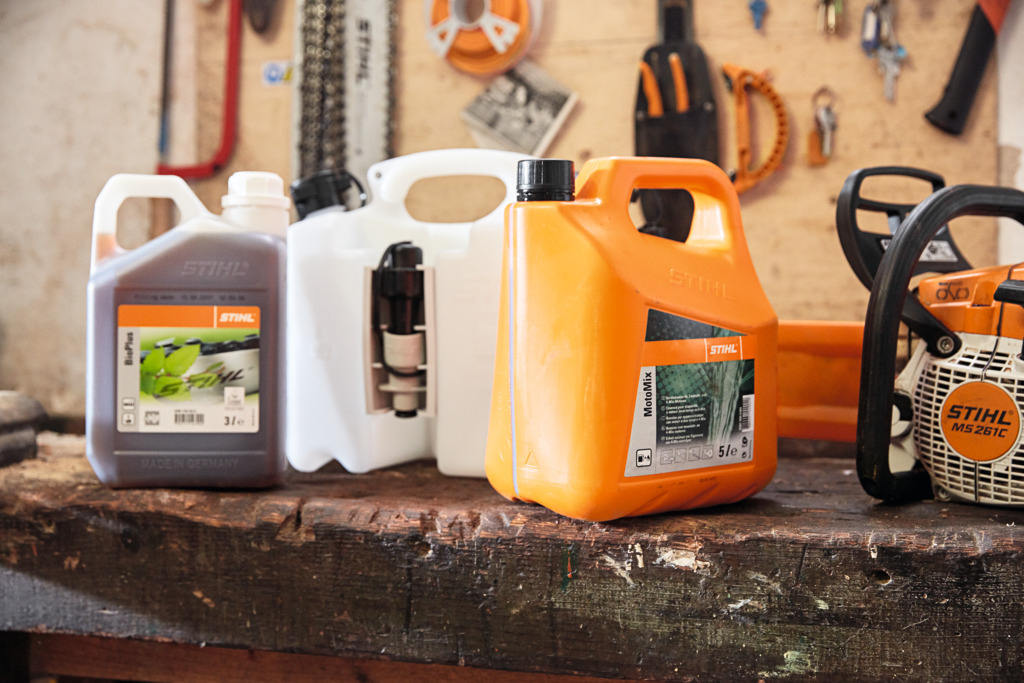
289,169 -> 366,219
376,242 -> 425,418
380,243 -> 424,336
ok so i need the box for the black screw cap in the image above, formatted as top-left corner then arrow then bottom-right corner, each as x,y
290,169 -> 353,219
517,159 -> 575,202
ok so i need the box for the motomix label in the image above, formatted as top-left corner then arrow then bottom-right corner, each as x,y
625,361 -> 754,477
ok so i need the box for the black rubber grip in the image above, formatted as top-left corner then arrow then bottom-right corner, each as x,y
924,5 -> 997,136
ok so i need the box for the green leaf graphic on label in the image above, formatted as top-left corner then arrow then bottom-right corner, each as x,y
140,373 -> 156,396
165,344 -> 201,376
141,347 -> 165,374
205,361 -> 225,373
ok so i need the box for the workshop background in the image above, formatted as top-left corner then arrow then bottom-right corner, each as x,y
1,0 -> 1021,418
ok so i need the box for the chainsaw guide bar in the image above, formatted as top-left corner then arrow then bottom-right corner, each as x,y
293,0 -> 396,190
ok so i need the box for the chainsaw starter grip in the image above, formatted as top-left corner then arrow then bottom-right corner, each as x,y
858,184 -> 1024,503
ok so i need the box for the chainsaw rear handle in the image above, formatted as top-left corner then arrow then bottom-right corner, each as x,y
837,166 -> 976,355
836,166 -> 951,290
858,184 -> 1024,504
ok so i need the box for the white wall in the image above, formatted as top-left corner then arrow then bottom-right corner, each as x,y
0,1 -> 164,415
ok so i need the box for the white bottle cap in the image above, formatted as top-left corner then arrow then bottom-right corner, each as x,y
222,172 -> 290,210
221,172 -> 290,238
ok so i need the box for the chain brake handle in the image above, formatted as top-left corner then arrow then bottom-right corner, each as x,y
723,63 -> 789,194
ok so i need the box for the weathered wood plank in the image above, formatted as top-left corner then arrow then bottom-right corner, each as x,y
28,633 -> 620,683
2,433 -> 1024,681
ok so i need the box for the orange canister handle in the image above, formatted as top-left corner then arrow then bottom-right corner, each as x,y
575,156 -> 745,251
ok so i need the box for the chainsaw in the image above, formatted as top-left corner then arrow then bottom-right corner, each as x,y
846,173 -> 1024,505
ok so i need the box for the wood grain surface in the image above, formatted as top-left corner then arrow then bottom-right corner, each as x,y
3,433 -> 1024,681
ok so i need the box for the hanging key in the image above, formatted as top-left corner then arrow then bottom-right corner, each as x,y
750,0 -> 768,31
816,88 -> 837,158
817,0 -> 842,35
877,0 -> 896,48
808,87 -> 836,166
860,1 -> 880,54
878,43 -> 906,102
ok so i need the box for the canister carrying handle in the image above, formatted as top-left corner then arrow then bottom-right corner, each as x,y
857,184 -> 1024,504
366,148 -> 525,221
576,156 -> 743,249
91,174 -> 207,271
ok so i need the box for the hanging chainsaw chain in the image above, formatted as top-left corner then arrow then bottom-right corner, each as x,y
295,0 -> 396,185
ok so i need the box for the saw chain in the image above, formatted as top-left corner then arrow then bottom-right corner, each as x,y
294,0 -> 396,189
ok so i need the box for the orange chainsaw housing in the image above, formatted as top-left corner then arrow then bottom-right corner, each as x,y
918,264 -> 1024,336
485,157 -> 778,521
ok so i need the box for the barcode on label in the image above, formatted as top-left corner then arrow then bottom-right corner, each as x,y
174,412 -> 205,425
740,395 -> 753,432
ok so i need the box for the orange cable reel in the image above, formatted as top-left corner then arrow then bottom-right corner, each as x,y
426,0 -> 540,75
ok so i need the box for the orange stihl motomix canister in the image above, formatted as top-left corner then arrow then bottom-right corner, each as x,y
485,157 -> 778,521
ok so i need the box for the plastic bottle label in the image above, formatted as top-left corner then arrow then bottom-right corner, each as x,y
116,304 -> 261,434
624,310 -> 755,477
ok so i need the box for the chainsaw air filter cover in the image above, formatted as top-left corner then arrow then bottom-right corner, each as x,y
857,184 -> 1024,505
907,328 -> 1024,505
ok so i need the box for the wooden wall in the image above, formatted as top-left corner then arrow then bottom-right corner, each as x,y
0,0 -> 998,417
193,0 -> 998,325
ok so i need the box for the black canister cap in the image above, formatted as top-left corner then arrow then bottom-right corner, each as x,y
290,169 -> 353,219
517,159 -> 575,202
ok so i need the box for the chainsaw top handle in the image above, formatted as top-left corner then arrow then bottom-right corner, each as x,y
858,184 -> 1024,504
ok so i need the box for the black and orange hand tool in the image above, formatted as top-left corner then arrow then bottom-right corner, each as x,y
634,0 -> 719,241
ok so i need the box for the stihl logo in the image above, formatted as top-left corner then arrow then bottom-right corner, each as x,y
219,312 -> 256,324
181,261 -> 249,278
709,344 -> 738,356
945,405 -> 1014,436
940,381 -> 1022,462
669,269 -> 736,300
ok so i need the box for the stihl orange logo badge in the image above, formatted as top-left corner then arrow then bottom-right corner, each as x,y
940,381 -> 1021,462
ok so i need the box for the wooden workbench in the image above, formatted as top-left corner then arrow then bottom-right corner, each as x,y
3,433 -> 1024,681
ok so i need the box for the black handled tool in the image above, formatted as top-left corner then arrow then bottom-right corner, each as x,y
925,0 -> 1013,135
634,0 -> 719,243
